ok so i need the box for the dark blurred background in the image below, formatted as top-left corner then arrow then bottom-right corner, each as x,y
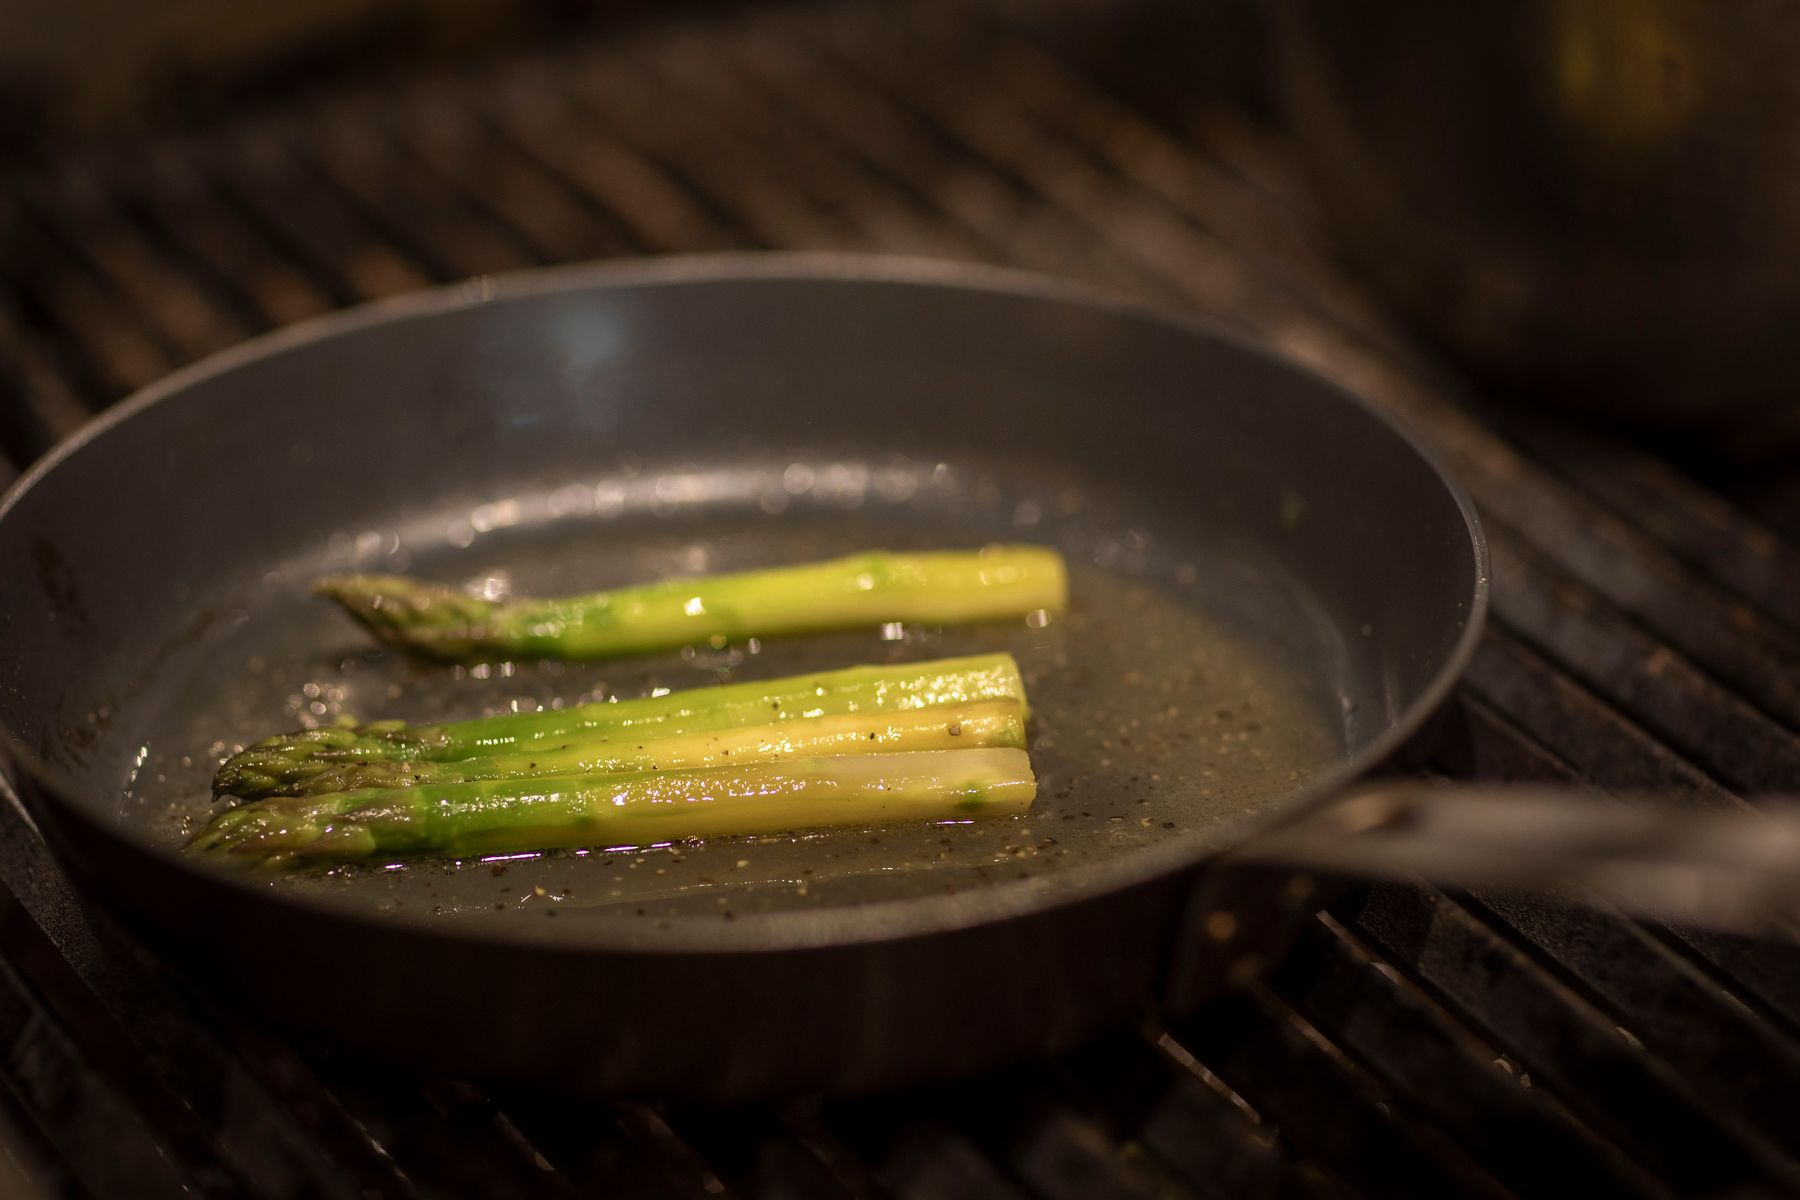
8,0 -> 1800,459
0,2 -> 733,147
0,0 -> 1261,148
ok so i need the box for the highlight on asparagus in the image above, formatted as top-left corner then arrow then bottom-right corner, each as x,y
187,749 -> 1038,869
214,653 -> 1028,802
315,545 -> 1067,662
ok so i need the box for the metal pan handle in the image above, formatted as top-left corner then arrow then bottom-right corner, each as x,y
1162,784 -> 1800,1014
1232,783 -> 1800,932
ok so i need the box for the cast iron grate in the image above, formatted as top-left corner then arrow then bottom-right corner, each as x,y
2,0 -> 1799,1196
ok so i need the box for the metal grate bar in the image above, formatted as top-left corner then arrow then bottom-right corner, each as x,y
301,1071 -> 570,1200
0,935 -> 200,1200
122,140 -> 342,330
493,1094 -> 736,1199
955,33 -> 1393,347
715,27 -> 1162,295
934,1065 -> 1202,1200
776,1100 -> 904,1200
197,123 -> 436,303
1,190 -> 176,401
611,1103 -> 739,1199
1459,630 -> 1743,805
1428,692 -> 1595,786
817,1104 -> 1032,1200
1496,417 -> 1800,635
1719,466 -> 1800,548
0,1073 -> 73,1200
1349,883 -> 1787,1193
1640,916 -> 1800,1044
1476,476 -> 1800,733
1058,1027 -> 1350,1200
561,54 -> 867,252
0,792 -> 417,1199
292,102 -> 549,281
418,1078 -> 581,1195
1486,531 -> 1800,795
1165,990 -> 1510,1200
0,298 -> 93,462
663,1104 -> 869,1200
628,32 -> 989,262
12,168 -> 254,366
380,83 -> 648,265
0,904 -> 285,1200
1463,889 -> 1800,1163
1423,684 -> 1800,1036
1270,914 -> 1670,1200
481,66 -> 747,256
802,12 -> 1234,314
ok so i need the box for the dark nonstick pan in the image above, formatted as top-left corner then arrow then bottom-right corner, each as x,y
0,255 -> 1485,1100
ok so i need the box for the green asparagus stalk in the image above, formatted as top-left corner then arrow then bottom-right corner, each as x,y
214,653 -> 1027,800
188,749 -> 1037,868
255,699 -> 1026,796
315,546 -> 1066,662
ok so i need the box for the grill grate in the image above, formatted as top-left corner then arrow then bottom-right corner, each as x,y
4,0 -> 1800,1196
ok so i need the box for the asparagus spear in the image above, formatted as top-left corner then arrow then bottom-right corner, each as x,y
215,653 -> 1027,800
316,546 -> 1066,662
188,749 -> 1037,869
257,699 -> 1026,796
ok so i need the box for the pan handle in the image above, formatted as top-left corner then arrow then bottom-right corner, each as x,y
1231,783 -> 1800,932
1162,783 -> 1800,1014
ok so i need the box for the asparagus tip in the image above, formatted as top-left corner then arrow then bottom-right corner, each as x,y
314,574 -> 492,659
185,797 -> 379,868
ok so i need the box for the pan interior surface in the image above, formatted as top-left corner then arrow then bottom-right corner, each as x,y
0,260 -> 1483,937
123,473 -> 1350,923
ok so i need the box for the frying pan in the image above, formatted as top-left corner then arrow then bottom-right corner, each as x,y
0,255 -> 1486,1100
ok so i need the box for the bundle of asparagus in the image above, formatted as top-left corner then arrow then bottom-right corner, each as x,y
192,655 -> 1042,868
189,545 -> 1065,869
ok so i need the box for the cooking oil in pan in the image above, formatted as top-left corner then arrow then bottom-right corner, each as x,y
123,467 -> 1348,924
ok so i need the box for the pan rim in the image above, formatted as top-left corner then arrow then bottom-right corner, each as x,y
0,251 -> 1490,955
